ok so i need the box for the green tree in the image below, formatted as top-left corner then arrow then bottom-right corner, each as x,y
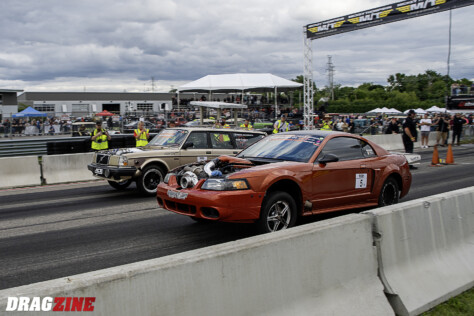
291,70 -> 470,113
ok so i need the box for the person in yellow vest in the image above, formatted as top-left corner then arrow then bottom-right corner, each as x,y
215,118 -> 230,129
320,117 -> 333,131
240,119 -> 253,130
273,115 -> 289,134
134,121 -> 150,147
213,118 -> 231,143
91,121 -> 111,151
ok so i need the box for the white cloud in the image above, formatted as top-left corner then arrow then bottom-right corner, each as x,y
0,0 -> 472,93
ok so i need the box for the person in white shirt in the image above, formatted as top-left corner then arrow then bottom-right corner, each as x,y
419,113 -> 432,149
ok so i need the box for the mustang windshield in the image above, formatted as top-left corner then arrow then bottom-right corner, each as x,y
238,134 -> 325,162
148,129 -> 189,147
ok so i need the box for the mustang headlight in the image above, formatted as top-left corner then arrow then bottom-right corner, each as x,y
201,178 -> 250,191
118,156 -> 129,167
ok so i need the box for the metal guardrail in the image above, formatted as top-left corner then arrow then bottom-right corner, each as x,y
0,137 -> 89,158
0,139 -> 49,157
0,134 -> 141,158
0,126 -> 472,158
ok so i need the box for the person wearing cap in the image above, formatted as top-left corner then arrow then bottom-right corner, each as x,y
134,121 -> 150,147
273,115 -> 289,133
402,110 -> 417,154
215,118 -> 230,129
168,120 -> 176,128
240,119 -> 253,130
91,121 -> 111,151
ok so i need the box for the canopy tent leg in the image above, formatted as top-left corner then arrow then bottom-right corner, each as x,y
275,86 -> 278,120
234,110 -> 238,128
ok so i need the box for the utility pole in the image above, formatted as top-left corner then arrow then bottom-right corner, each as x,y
326,56 -> 335,101
151,77 -> 156,93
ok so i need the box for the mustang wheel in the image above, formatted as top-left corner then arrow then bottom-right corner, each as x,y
378,177 -> 399,206
258,191 -> 297,233
107,179 -> 132,191
137,165 -> 165,196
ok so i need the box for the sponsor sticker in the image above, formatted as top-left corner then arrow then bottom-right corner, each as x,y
167,190 -> 188,200
355,173 -> 367,189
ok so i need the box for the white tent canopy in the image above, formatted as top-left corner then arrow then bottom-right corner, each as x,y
367,107 -> 401,114
178,73 -> 302,92
367,107 -> 382,113
404,108 -> 427,114
426,106 -> 446,113
388,108 -> 402,114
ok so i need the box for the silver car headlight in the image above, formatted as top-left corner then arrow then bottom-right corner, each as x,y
201,178 -> 250,191
118,156 -> 129,167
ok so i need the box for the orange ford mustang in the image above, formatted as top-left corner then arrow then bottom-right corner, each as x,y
157,131 -> 412,233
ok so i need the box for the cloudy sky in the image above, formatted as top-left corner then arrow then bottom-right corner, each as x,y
0,0 -> 473,93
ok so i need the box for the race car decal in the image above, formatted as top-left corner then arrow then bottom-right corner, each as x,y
167,190 -> 188,200
355,173 -> 367,189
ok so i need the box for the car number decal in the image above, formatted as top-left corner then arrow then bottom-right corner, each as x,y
95,168 -> 103,175
197,156 -> 207,162
355,174 -> 367,189
167,190 -> 188,200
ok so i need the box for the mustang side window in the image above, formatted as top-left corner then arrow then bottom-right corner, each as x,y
318,137 -> 365,161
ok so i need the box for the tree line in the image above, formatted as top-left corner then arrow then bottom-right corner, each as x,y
292,70 -> 473,113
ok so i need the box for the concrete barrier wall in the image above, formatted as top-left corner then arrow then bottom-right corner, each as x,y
0,156 -> 41,188
42,153 -> 95,184
0,214 -> 393,316
364,133 -> 439,151
365,187 -> 474,316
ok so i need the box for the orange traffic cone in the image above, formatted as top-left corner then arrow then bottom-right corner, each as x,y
446,144 -> 455,164
430,145 -> 442,166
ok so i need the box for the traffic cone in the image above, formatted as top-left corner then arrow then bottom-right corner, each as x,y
430,145 -> 441,166
446,144 -> 455,164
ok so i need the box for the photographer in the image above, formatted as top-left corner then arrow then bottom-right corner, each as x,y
91,121 -> 111,151
134,121 -> 150,147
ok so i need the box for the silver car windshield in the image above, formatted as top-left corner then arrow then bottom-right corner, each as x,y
148,129 -> 189,147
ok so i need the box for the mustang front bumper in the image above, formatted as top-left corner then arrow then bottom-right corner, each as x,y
157,179 -> 264,223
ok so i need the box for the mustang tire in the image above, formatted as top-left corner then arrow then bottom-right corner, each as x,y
137,165 -> 165,196
258,191 -> 297,233
107,179 -> 132,190
378,177 -> 399,206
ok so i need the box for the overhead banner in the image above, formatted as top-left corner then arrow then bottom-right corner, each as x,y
306,0 -> 474,39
